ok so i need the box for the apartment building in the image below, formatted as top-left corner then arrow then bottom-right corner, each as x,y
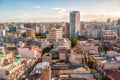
47,27 -> 63,43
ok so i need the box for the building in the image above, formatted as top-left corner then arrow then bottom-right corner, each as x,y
102,30 -> 118,43
35,24 -> 40,33
55,38 -> 71,49
58,48 -> 70,62
112,40 -> 120,52
41,39 -> 51,50
69,48 -> 85,65
62,23 -> 70,36
89,51 -> 120,74
0,42 -> 5,54
39,62 -> 51,80
26,29 -> 36,38
17,46 -> 41,59
40,24 -> 46,33
47,27 -> 63,43
29,62 -> 51,80
42,53 -> 52,65
70,11 -> 80,36
0,30 -> 6,37
0,52 -> 38,80
80,40 -> 99,55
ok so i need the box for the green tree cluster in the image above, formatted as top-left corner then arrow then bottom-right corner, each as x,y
42,45 -> 53,55
35,33 -> 46,39
67,36 -> 78,47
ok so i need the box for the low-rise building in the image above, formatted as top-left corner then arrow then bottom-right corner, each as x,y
29,62 -> 51,80
41,39 -> 51,50
47,27 -> 63,43
0,52 -> 38,80
17,46 -> 41,59
102,30 -> 118,43
26,29 -> 36,38
42,53 -> 52,65
89,51 -> 120,73
55,38 -> 71,49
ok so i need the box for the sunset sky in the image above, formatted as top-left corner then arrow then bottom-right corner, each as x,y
0,0 -> 120,22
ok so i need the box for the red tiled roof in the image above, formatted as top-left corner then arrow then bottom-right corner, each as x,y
59,49 -> 70,53
59,78 -> 86,80
105,70 -> 120,80
86,78 -> 96,80
58,78 -> 96,80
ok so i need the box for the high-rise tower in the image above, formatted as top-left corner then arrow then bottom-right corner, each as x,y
70,11 -> 80,36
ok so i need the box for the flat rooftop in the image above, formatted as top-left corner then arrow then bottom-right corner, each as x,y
70,74 -> 94,78
105,70 -> 120,80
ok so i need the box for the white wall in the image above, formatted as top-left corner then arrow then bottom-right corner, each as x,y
17,48 -> 37,58
0,68 -> 6,78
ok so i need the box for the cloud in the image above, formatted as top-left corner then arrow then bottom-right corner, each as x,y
51,8 -> 70,13
32,5 -> 41,9
81,12 -> 120,22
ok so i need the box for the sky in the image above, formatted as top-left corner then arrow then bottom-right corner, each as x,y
0,0 -> 120,22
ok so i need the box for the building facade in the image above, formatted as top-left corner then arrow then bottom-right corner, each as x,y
70,11 -> 80,36
47,27 -> 63,43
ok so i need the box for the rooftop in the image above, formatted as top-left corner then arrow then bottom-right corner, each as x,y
70,74 -> 94,78
58,49 -> 70,53
14,56 -> 22,62
6,65 -> 16,72
0,54 -> 5,57
105,70 -> 120,80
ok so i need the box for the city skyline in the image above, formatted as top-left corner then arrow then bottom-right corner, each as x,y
0,0 -> 120,22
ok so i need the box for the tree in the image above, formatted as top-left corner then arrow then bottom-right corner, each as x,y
42,47 -> 51,55
87,61 -> 94,68
35,32 -> 46,39
67,36 -> 78,47
42,45 -> 53,55
36,33 -> 41,36
36,36 -> 40,40
22,32 -> 26,38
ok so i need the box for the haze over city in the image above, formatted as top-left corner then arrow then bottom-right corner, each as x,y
1,0 -> 120,80
0,0 -> 120,22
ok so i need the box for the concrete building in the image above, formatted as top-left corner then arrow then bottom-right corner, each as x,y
70,11 -> 80,36
35,24 -> 40,33
17,46 -> 41,59
80,40 -> 99,55
112,40 -> 120,53
39,62 -> 51,80
47,27 -> 63,43
41,39 -> 51,50
62,23 -> 70,36
0,52 -> 37,80
42,53 -> 52,65
69,53 -> 84,65
89,51 -> 120,73
102,30 -> 118,43
58,49 -> 70,62
29,62 -> 51,80
40,24 -> 46,33
26,29 -> 36,38
0,30 -> 6,37
35,24 -> 46,34
55,38 -> 71,49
